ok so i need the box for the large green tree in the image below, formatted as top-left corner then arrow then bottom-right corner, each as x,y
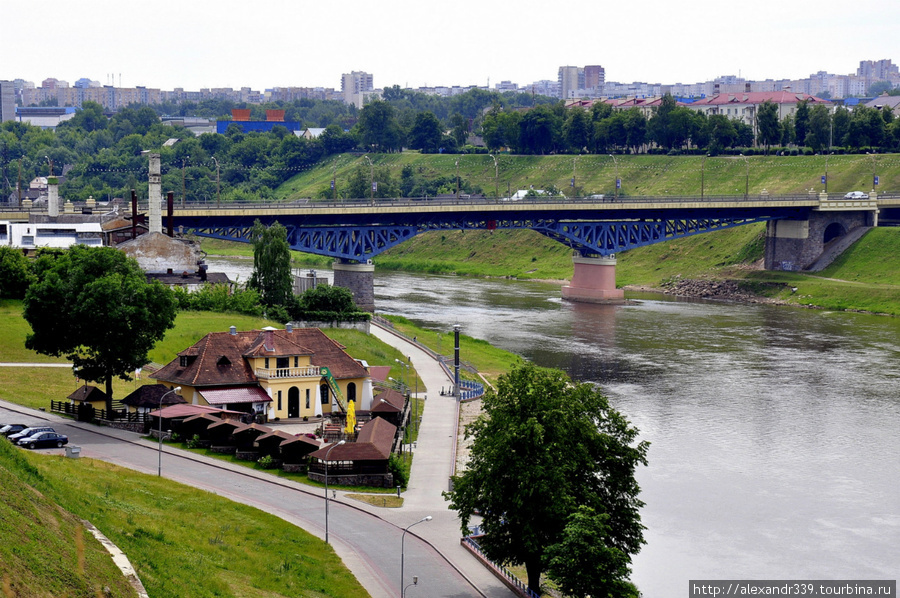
23,246 -> 177,410
356,100 -> 403,153
248,219 -> 293,308
407,111 -> 443,153
445,363 -> 648,595
0,246 -> 34,299
756,101 -> 782,154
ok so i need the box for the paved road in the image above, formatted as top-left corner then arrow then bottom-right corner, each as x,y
0,325 -> 515,598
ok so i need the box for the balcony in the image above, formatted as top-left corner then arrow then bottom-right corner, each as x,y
255,365 -> 321,380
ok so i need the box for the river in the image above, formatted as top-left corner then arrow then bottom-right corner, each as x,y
209,259 -> 900,596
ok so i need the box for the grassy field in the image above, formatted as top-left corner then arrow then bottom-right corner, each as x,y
0,440 -> 369,598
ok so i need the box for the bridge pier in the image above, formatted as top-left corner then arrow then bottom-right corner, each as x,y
561,255 -> 625,304
332,260 -> 375,312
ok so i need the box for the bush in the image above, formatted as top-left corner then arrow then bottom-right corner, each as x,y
186,434 -> 202,449
388,454 -> 409,487
257,454 -> 277,469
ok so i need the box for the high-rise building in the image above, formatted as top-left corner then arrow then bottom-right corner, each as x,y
584,65 -> 605,91
0,80 -> 16,123
558,66 -> 585,99
341,71 -> 374,107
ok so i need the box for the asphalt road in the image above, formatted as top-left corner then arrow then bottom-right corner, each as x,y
0,401 -> 509,598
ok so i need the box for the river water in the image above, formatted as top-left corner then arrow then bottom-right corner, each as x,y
209,259 -> 900,595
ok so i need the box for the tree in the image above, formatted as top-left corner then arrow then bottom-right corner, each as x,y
23,246 -> 176,411
444,363 -> 648,595
407,111 -> 443,153
0,246 -> 34,299
794,99 -> 810,148
518,105 -> 562,154
806,104 -> 832,152
563,108 -> 592,153
248,219 -> 293,308
545,506 -> 639,598
292,285 -> 359,320
356,100 -> 403,152
756,101 -> 782,154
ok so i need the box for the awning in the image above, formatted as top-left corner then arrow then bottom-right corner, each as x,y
200,386 -> 272,406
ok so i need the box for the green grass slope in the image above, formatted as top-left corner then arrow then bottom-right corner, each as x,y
0,441 -> 369,598
277,153 -> 900,200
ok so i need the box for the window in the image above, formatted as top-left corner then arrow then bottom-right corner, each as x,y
277,390 -> 282,411
294,356 -> 299,368
264,358 -> 270,369
305,388 -> 310,409
320,384 -> 329,405
276,357 -> 289,369
347,382 -> 357,403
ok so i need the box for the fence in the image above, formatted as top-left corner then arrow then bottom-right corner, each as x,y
461,536 -> 540,598
49,400 -> 152,425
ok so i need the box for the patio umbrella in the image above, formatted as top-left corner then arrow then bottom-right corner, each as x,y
344,399 -> 356,434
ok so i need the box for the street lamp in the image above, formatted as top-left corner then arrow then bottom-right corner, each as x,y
403,576 -> 419,597
212,156 -> 220,207
401,516 -> 431,598
157,386 -> 181,477
489,154 -> 499,199
608,154 -> 619,199
455,159 -> 460,200
824,152 -> 833,194
739,153 -> 749,199
363,155 -> 374,201
867,151 -> 878,189
324,439 -> 345,545
701,154 -> 709,199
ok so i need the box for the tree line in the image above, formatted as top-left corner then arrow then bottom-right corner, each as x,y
3,90 -> 900,205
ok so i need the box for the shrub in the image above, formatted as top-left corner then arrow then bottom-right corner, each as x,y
388,454 -> 409,487
186,434 -> 202,449
257,454 -> 277,469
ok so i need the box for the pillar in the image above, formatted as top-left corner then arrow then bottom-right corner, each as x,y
561,255 -> 625,303
47,177 -> 59,218
148,153 -> 162,234
332,260 -> 375,312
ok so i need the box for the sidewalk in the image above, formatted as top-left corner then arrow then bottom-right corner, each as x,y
365,323 -> 513,597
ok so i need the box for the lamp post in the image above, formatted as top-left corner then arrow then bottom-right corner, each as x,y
867,151 -> 878,189
608,154 -> 619,199
455,159 -> 460,200
401,516 -> 431,598
489,154 -> 498,199
324,439 -> 346,545
363,155 -> 374,201
212,156 -> 220,207
157,386 -> 181,477
824,152 -> 832,194
403,577 -> 419,597
701,154 -> 708,199
739,153 -> 749,199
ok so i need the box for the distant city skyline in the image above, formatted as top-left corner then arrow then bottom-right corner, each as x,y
7,0 -> 899,93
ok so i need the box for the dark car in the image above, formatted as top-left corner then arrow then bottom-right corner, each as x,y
18,431 -> 68,449
0,424 -> 28,437
8,426 -> 55,444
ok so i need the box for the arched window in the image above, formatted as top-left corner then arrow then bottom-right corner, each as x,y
347,382 -> 357,403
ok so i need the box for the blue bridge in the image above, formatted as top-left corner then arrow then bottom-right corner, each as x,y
161,192 -> 888,307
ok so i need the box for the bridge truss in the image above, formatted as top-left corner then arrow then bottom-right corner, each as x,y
179,207 -> 799,261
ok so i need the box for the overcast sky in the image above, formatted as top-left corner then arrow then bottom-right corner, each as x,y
9,0 -> 900,92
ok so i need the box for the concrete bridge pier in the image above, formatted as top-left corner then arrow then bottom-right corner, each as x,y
561,254 -> 625,304
332,260 -> 375,312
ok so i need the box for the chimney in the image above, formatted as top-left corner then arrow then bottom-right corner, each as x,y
286,323 -> 293,333
47,177 -> 59,218
166,191 -> 174,237
148,153 -> 162,234
229,326 -> 237,335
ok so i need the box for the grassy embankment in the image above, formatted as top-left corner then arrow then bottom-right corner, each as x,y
262,153 -> 900,316
0,440 -> 369,597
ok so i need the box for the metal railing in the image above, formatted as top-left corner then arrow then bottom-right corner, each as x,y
255,365 -> 321,380
461,536 -> 540,598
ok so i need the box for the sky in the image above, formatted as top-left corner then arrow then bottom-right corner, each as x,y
8,0 -> 900,92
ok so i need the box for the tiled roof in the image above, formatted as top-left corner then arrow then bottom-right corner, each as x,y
152,327 -> 369,387
200,386 -> 272,406
310,418 -> 397,462
690,91 -> 830,106
68,385 -> 108,403
368,365 -> 391,383
372,388 -> 404,413
121,384 -> 187,408
255,430 -> 296,446
149,404 -> 244,419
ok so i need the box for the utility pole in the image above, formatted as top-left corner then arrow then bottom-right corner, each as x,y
181,158 -> 188,207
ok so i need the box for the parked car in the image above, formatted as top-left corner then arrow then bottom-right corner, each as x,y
0,424 -> 28,437
18,431 -> 68,449
844,191 -> 868,199
8,426 -> 55,444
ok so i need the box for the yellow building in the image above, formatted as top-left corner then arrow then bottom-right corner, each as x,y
151,325 -> 371,421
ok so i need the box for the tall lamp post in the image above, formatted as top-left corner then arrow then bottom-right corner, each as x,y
324,439 -> 346,545
157,386 -> 181,477
489,154 -> 499,199
212,156 -> 220,207
739,153 -> 749,199
824,152 -> 833,194
608,154 -> 619,199
401,516 -> 432,598
363,155 -> 374,201
701,154 -> 709,199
